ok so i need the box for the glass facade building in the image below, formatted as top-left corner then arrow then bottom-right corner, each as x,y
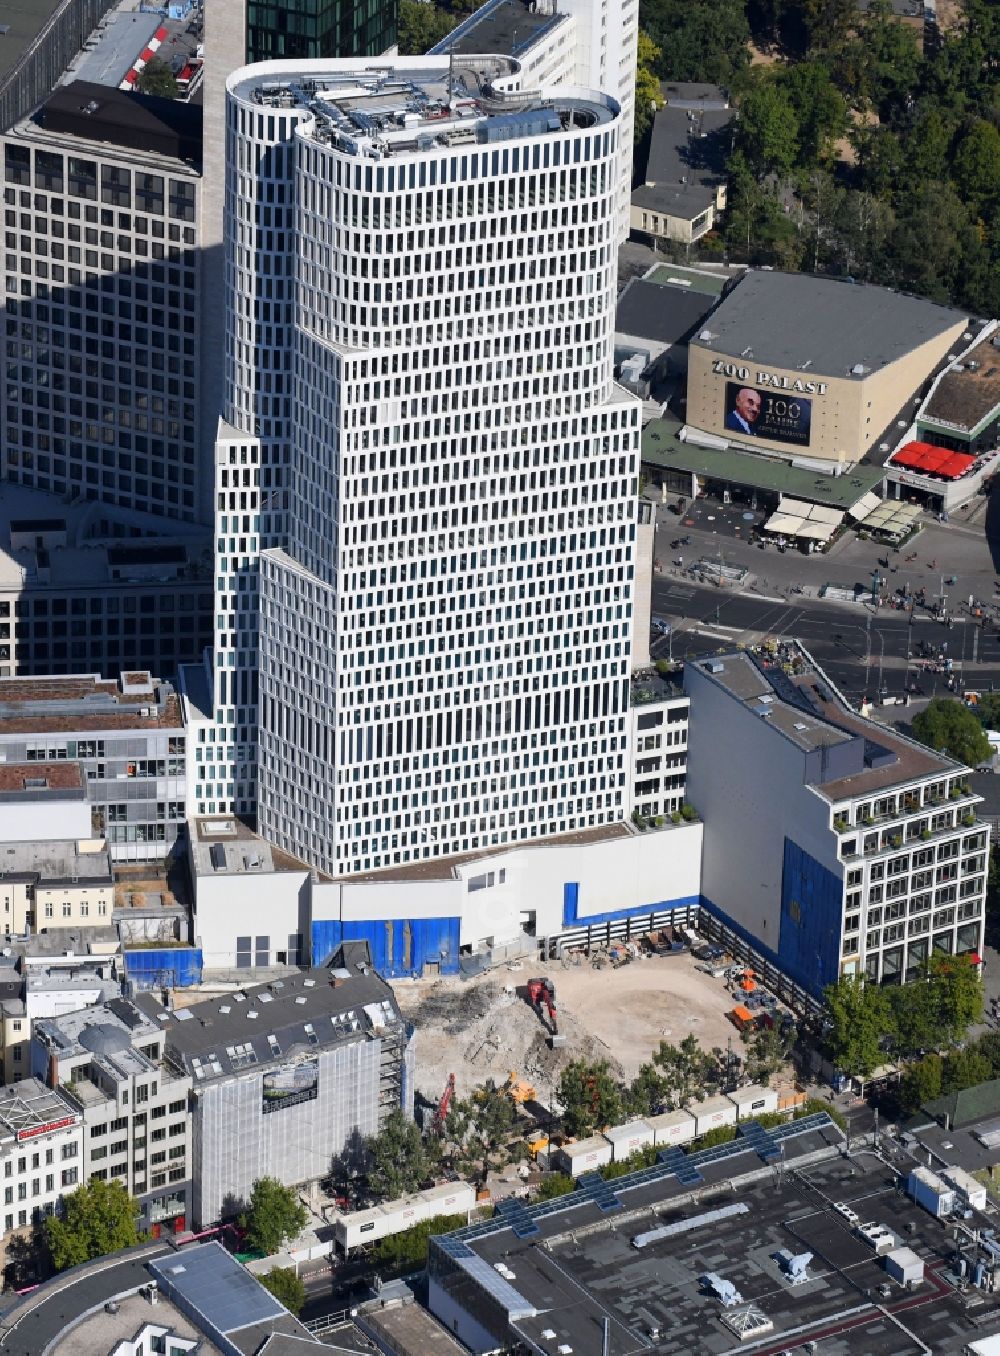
246,0 -> 397,63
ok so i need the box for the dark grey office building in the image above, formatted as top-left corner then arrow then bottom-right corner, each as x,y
0,0 -> 114,135
246,0 -> 397,62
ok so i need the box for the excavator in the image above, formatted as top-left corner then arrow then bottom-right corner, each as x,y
432,1072 -> 456,1133
526,977 -> 565,1048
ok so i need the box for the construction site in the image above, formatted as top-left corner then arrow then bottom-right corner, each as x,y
393,946 -> 767,1116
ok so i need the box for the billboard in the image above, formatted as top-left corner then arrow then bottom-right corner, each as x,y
724,382 -> 812,447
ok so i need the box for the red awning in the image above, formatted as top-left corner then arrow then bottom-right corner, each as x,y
891,441 -> 976,480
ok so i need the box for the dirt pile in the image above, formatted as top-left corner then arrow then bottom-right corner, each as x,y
395,972 -> 622,1110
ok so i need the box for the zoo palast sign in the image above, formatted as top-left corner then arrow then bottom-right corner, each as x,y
711,359 -> 829,396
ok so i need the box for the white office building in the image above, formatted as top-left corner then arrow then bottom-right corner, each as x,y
198,55 -> 641,882
685,643 -> 989,996
433,0 -> 640,241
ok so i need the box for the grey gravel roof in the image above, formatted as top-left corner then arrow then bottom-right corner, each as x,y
615,277 -> 719,347
690,271 -> 968,377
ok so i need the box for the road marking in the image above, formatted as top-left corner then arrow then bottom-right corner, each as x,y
691,628 -> 742,641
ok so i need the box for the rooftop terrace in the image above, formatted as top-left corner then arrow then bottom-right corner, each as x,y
0,673 -> 181,733
230,58 -> 614,161
692,644 -> 959,798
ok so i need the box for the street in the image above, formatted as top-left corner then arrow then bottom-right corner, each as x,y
650,489 -> 1000,704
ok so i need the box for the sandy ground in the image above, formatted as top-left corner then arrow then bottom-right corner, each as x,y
393,951 -> 742,1110
552,953 -> 742,1078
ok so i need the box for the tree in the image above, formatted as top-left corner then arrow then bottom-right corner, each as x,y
735,81 -> 799,180
823,976 -> 893,1078
239,1177 -> 308,1258
137,58 -> 178,100
45,1178 -> 139,1271
900,1053 -> 943,1113
259,1267 -> 306,1315
930,950 -> 984,1044
953,119 -> 1000,214
558,1060 -> 622,1137
372,1212 -> 468,1269
535,1173 -> 575,1200
889,978 -> 942,1059
633,31 -> 663,147
651,1034 -> 718,1108
363,1109 -> 436,1203
397,0 -> 456,55
744,1023 -> 795,1084
943,1046 -> 992,1095
445,1080 -> 517,1183
641,0 -> 750,87
911,698 -> 992,767
779,63 -> 846,166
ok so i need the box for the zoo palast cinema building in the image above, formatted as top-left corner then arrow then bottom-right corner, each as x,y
684,272 -> 973,470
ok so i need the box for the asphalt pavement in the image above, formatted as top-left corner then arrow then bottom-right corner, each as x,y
649,489 -> 1000,704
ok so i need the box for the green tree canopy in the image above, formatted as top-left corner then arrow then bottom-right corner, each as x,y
823,976 -> 892,1078
137,57 -> 178,100
535,1173 -> 575,1200
239,1177 -> 308,1257
641,0 -> 750,86
900,1053 -> 943,1113
735,81 -> 800,180
558,1059 -> 622,1137
258,1266 -> 306,1315
363,1108 -> 436,1203
953,119 -> 1000,213
397,0 -> 456,55
445,1080 -> 517,1183
633,31 -> 664,146
911,697 -> 992,767
45,1178 -> 139,1271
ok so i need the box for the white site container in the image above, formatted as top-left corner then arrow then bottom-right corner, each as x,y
907,1166 -> 955,1219
556,1135 -> 614,1177
335,1180 -> 475,1252
603,1120 -> 654,1162
885,1247 -> 924,1286
686,1094 -> 738,1137
725,1083 -> 779,1120
940,1166 -> 988,1212
648,1109 -> 696,1147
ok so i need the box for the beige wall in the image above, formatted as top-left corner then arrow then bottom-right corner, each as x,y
631,201 -> 716,245
0,1012 -> 28,1084
35,882 -> 113,930
685,319 -> 968,464
0,881 -> 31,937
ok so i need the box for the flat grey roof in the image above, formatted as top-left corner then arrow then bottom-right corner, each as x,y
432,0 -> 564,58
0,1243 -> 175,1356
615,277 -> 719,348
645,103 -> 731,191
690,271 -> 968,377
139,967 -> 403,1082
34,993 -> 157,1058
632,180 -> 715,221
0,838 -> 110,886
150,1242 -> 285,1338
66,11 -> 161,88
0,0 -> 73,88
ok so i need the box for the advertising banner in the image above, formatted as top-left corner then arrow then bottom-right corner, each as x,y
724,381 -> 812,447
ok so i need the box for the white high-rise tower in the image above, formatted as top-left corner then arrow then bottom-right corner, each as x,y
200,55 -> 640,879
